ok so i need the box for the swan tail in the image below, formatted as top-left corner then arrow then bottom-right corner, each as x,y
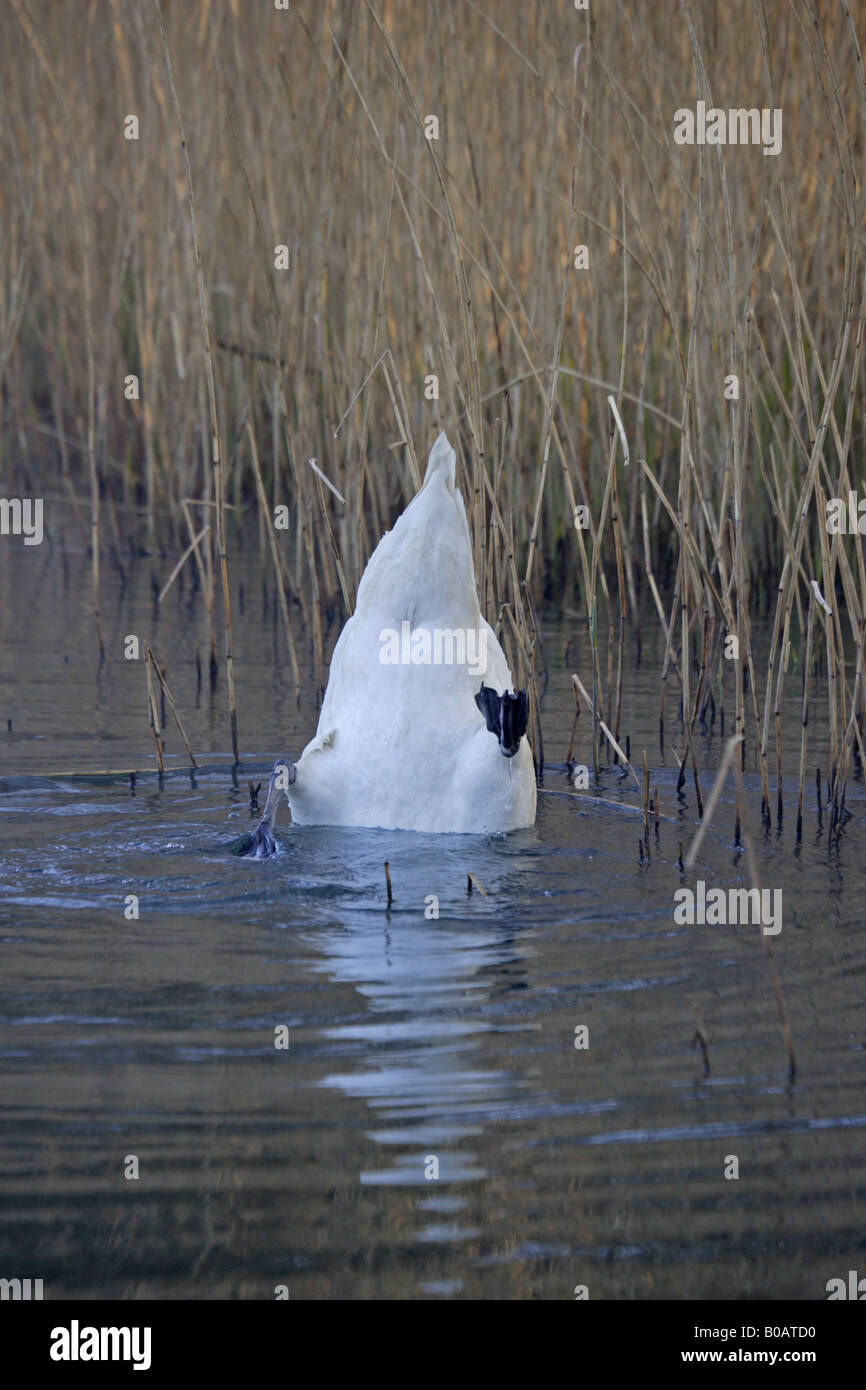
422,431 -> 457,492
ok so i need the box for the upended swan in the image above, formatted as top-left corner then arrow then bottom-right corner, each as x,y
242,431 -> 536,847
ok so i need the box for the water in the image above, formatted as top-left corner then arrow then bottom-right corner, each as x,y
1,545 -> 865,1300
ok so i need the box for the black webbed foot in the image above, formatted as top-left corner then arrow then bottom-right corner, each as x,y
475,683 -> 528,757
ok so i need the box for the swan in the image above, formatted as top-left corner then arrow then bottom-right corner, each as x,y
243,432 -> 536,844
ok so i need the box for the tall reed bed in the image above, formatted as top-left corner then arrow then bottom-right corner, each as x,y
2,0 -> 865,838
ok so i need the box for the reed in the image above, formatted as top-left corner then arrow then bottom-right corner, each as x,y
144,644 -> 198,769
143,647 -> 165,777
2,0 -> 864,850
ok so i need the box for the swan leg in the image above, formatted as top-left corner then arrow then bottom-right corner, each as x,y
235,759 -> 293,858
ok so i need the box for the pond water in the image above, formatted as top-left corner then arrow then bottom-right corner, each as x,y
1,544 -> 864,1299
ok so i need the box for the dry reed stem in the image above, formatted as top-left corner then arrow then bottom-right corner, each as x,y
144,648 -> 165,776
144,645 -> 198,768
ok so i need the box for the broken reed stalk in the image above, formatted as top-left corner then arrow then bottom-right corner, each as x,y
245,421 -> 301,695
144,644 -> 198,768
144,648 -> 165,776
565,676 -> 581,764
182,500 -> 217,681
571,671 -> 641,790
158,524 -> 210,604
312,470 -> 353,619
383,860 -> 393,907
467,873 -> 487,896
684,733 -> 742,871
155,0 -> 239,764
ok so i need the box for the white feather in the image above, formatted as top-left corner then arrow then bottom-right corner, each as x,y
287,432 -> 537,833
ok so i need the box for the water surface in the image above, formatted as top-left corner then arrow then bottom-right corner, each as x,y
1,545 -> 864,1299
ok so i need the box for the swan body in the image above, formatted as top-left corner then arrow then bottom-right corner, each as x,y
286,432 -> 537,834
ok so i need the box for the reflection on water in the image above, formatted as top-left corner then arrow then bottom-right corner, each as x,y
314,916 -> 530,1190
1,549 -> 865,1299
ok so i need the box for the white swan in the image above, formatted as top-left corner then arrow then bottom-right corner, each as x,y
270,432 -> 536,837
